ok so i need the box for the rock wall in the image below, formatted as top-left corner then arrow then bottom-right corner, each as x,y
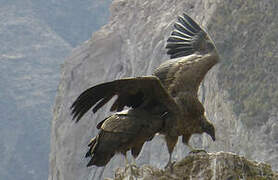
0,1 -> 111,179
49,0 -> 278,180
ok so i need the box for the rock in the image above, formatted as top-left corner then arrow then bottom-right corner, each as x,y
114,152 -> 278,180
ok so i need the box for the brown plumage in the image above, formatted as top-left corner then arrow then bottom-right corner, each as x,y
84,109 -> 163,166
71,13 -> 219,167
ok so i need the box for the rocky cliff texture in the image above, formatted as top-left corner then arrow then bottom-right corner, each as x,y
0,0 -> 111,180
49,0 -> 278,180
114,152 -> 278,180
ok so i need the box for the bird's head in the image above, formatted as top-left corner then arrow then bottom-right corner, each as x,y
200,115 -> 216,141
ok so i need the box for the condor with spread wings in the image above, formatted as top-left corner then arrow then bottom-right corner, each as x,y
71,13 -> 219,167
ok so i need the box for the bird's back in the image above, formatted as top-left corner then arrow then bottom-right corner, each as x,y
86,109 -> 164,166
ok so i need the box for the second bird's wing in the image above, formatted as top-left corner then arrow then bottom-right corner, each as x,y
71,76 -> 180,122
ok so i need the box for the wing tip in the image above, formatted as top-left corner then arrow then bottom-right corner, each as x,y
166,13 -> 206,59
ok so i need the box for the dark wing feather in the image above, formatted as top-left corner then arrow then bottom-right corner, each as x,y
71,76 -> 180,122
166,13 -> 218,59
166,14 -> 201,59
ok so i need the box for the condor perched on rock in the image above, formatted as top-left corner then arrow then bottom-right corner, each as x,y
71,13 -> 219,167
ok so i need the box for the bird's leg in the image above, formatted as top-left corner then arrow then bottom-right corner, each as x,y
131,156 -> 137,167
130,143 -> 143,168
164,135 -> 178,171
129,156 -> 139,177
123,153 -> 139,177
165,152 -> 173,168
124,152 -> 129,167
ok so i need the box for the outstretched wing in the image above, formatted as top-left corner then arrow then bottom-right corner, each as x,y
71,76 -> 180,122
156,13 -> 219,94
166,13 -> 203,59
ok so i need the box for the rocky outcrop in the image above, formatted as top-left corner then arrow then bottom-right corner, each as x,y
113,152 -> 278,180
49,0 -> 278,180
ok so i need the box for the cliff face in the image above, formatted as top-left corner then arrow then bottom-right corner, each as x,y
49,0 -> 278,180
0,1 -> 111,180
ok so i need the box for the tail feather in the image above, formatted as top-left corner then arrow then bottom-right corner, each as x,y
85,137 -> 97,158
85,129 -> 138,167
88,137 -> 96,147
86,150 -> 115,167
86,131 -> 117,167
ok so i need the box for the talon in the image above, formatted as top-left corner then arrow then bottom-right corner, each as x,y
165,161 -> 176,172
189,149 -> 207,154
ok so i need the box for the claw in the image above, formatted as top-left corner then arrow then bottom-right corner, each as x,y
165,160 -> 176,172
124,163 -> 139,177
189,149 -> 207,154
187,143 -> 207,154
123,154 -> 140,177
